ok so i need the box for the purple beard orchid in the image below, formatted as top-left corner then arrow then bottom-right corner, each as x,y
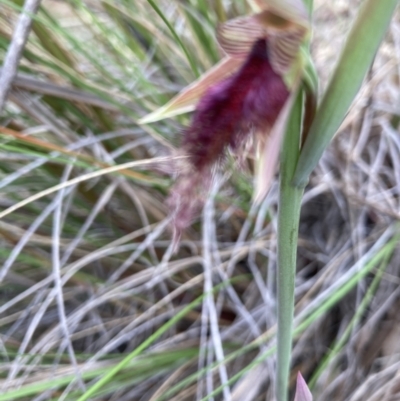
183,39 -> 289,172
168,38 -> 290,241
139,0 -> 311,246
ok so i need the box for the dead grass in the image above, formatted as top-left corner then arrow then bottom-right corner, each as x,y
0,1 -> 400,400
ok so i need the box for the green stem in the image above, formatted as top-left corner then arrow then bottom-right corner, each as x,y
276,90 -> 304,401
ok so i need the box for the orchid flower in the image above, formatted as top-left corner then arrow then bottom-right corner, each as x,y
294,372 -> 313,401
140,0 -> 315,244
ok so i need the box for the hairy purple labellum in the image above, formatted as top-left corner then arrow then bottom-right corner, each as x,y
169,38 -> 290,243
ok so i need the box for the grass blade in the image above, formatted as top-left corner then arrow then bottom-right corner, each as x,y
293,0 -> 398,187
146,0 -> 199,77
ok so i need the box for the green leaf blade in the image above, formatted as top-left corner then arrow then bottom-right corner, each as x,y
293,0 -> 398,187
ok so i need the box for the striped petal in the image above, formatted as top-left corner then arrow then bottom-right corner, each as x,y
139,56 -> 244,124
218,0 -> 309,75
217,15 -> 266,57
254,76 -> 300,203
268,27 -> 308,73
